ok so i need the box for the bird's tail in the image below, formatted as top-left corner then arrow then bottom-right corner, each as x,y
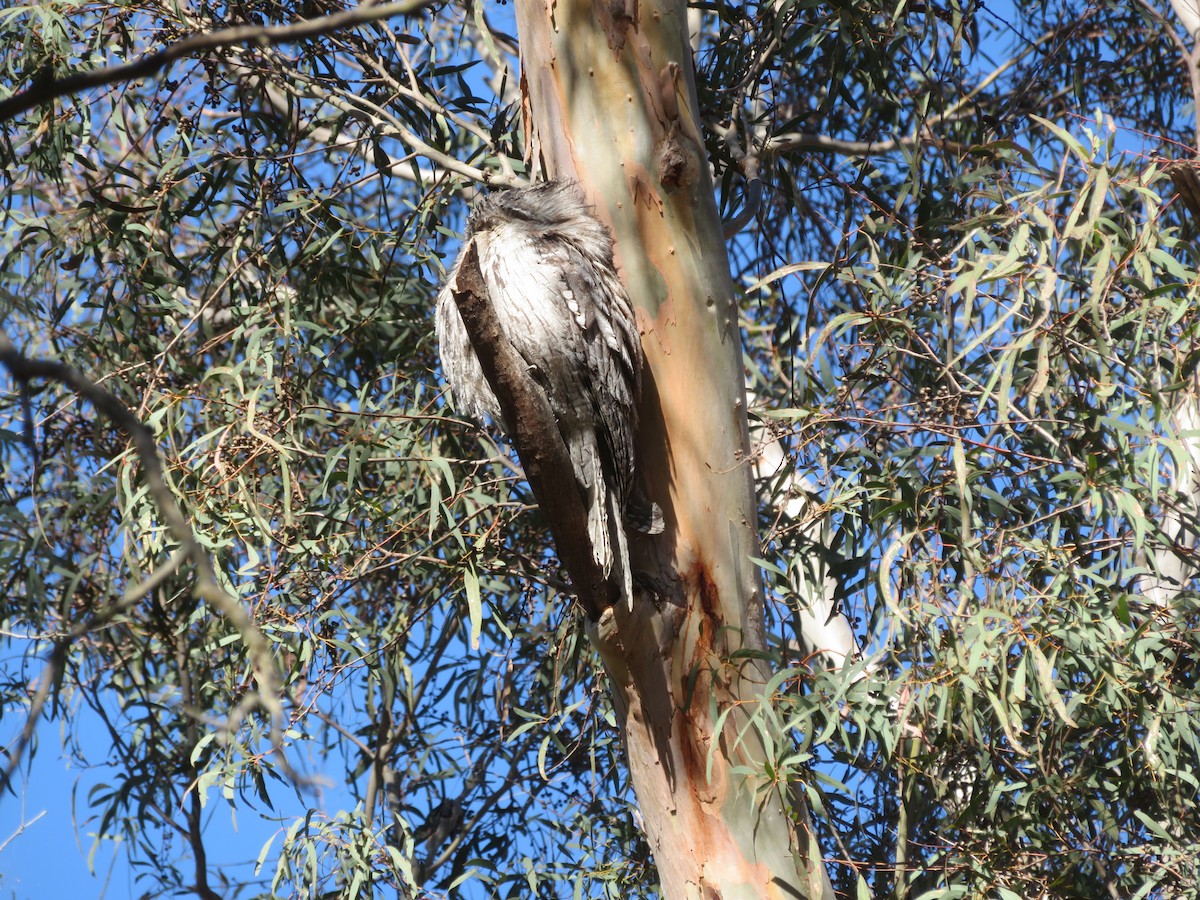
573,429 -> 634,608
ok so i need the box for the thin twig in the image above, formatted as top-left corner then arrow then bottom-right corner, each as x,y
0,808 -> 47,853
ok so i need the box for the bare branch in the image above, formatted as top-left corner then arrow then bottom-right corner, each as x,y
748,393 -> 863,673
763,130 -> 973,158
0,809 -> 46,853
0,0 -> 433,125
714,119 -> 763,238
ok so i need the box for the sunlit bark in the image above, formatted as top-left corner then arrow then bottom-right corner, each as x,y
510,0 -> 834,895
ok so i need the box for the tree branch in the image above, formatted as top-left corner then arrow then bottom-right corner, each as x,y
763,130 -> 974,158
0,809 -> 46,853
0,333 -> 292,785
748,392 -> 863,673
0,0 -> 432,125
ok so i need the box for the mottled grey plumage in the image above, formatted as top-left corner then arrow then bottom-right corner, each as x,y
436,181 -> 653,605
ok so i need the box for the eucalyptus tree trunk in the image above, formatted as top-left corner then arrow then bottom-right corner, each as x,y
509,1 -> 834,896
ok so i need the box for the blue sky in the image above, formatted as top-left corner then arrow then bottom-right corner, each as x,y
1,710 -> 314,898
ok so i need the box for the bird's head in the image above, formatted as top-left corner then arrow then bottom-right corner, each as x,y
467,180 -> 597,236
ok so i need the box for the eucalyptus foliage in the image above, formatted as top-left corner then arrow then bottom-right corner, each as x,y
1,0 -> 1198,897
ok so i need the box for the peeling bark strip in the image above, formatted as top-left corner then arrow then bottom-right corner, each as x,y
511,0 -> 836,896
448,241 -> 614,616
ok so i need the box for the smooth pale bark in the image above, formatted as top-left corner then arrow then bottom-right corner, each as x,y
748,395 -> 863,674
1143,0 -> 1200,603
510,1 -> 834,896
1139,370 -> 1200,605
1171,0 -> 1200,42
